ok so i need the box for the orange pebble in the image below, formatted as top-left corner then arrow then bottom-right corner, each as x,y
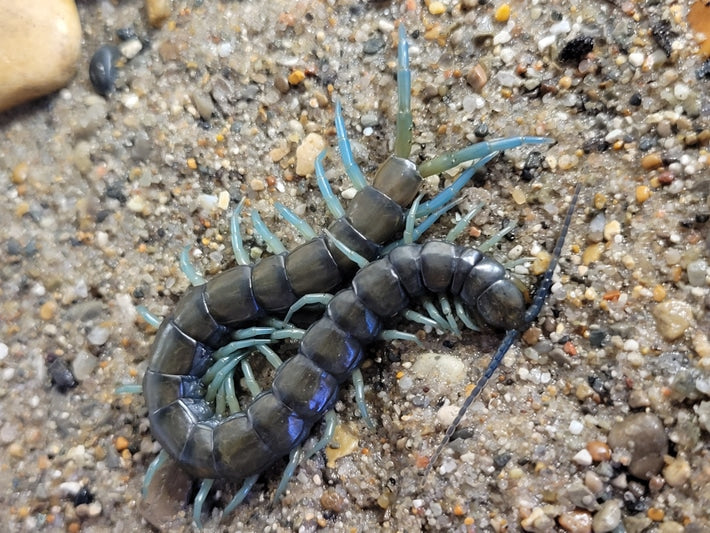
115,436 -> 130,452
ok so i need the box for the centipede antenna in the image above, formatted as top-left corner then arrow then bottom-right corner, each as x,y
403,194 -> 424,245
334,100 -> 368,190
324,228 -> 370,268
403,308 -> 442,330
379,329 -> 424,347
193,478 -> 214,530
352,368 -> 375,428
454,299 -> 480,332
418,136 -> 552,178
274,202 -> 318,240
305,410 -> 338,459
142,449 -> 168,498
438,295 -> 461,337
222,474 -> 258,517
255,344 -> 283,369
479,219 -> 517,252
315,150 -> 347,218
523,183 -> 581,324
394,24 -> 413,159
230,199 -> 251,266
424,329 -> 520,477
180,245 -> 207,286
251,209 -> 287,255
272,447 -> 305,507
240,359 -> 261,396
283,293 -> 334,324
136,305 -> 162,328
446,201 -> 486,243
416,151 -> 497,216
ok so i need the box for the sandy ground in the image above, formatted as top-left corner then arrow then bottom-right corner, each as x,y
1,1 -> 709,532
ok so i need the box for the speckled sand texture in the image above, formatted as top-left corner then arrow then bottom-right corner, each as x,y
1,1 -> 709,532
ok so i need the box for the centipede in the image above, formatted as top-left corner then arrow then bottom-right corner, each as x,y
135,24 -> 566,527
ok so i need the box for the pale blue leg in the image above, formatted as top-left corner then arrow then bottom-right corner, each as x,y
418,137 -> 553,178
403,194 -> 424,245
305,410 -> 338,459
274,202 -> 317,240
115,383 -> 143,394
352,368 -> 375,429
255,344 -> 283,369
251,209 -> 287,255
394,24 -> 413,158
142,449 -> 168,498
283,293 -> 333,324
324,228 -> 370,268
403,309 -> 441,330
421,298 -> 450,332
438,295 -> 461,337
381,198 -> 462,254
136,305 -> 162,328
193,478 -> 214,530
240,359 -> 261,396
334,101 -> 367,190
416,151 -> 498,217
180,245 -> 206,286
205,357 -> 241,402
505,257 -> 535,270
222,474 -> 259,517
212,339 -> 270,359
269,327 -> 305,341
216,378 -> 228,416
224,371 -> 240,414
454,299 -> 480,332
479,219 -> 516,253
379,329 -> 423,347
315,151 -> 346,218
232,326 -> 278,340
446,201 -> 485,242
230,199 -> 251,266
273,447 -> 305,505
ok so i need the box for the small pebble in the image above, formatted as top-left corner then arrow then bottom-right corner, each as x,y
592,500 -> 621,533
608,412 -> 668,479
428,1 -> 446,15
295,133 -> 326,176
653,299 -> 693,341
559,510 -> 592,533
146,0 -> 171,28
641,152 -> 663,170
586,440 -> 611,462
87,326 -> 110,346
494,4 -> 511,22
686,259 -> 707,287
89,45 -> 121,96
48,357 -> 78,391
559,35 -> 594,63
572,448 -> 593,466
663,456 -> 691,487
412,352 -> 466,384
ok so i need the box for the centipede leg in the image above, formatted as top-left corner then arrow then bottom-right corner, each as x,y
273,202 -> 318,240
352,368 -> 375,428
334,100 -> 367,190
251,209 -> 287,255
221,474 -> 259,518
192,478 -> 214,530
315,150 -> 346,218
180,245 -> 207,286
229,199 -> 250,266
394,24 -> 412,159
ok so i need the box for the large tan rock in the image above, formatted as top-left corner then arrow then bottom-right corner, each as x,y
0,0 -> 82,112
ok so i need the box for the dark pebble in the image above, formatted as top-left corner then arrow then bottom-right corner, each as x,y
493,452 -> 512,469
105,182 -> 127,204
638,136 -> 656,151
588,329 -> 607,348
363,36 -> 385,55
522,150 -> 544,181
7,238 -> 23,256
651,20 -> 676,57
696,59 -> 710,80
608,412 -> 668,480
558,35 -> 594,63
89,45 -> 121,96
474,123 -> 489,138
116,27 -> 137,41
47,357 -> 78,392
582,136 -> 610,153
73,487 -> 94,506
629,92 -> 642,106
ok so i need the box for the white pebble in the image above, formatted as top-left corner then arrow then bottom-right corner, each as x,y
87,326 -> 110,346
569,420 -> 584,435
623,339 -> 639,352
0,342 -> 8,360
493,30 -> 512,45
674,83 -> 690,101
628,52 -> 644,67
538,34 -> 556,52
573,448 -> 593,466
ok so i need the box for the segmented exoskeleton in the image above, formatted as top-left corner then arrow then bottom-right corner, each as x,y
138,24 -> 557,525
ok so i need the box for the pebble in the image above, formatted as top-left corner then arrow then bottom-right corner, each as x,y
72,350 -> 98,381
411,352 -> 466,384
48,357 -> 78,391
89,45 -> 122,96
586,440 -> 611,462
652,299 -> 694,341
191,91 -> 214,120
295,133 -> 326,176
558,510 -> 592,533
146,0 -> 171,28
608,412 -> 668,479
572,448 -> 593,466
0,0 -> 82,111
686,259 -> 707,287
592,500 -> 621,532
87,326 -> 110,346
663,456 -> 691,487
